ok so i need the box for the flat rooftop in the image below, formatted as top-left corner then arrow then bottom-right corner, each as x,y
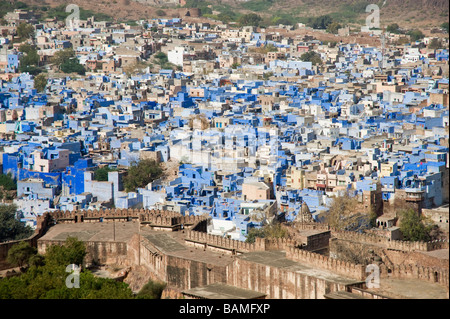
366,278 -> 449,299
419,248 -> 449,261
297,229 -> 330,237
39,223 -> 235,268
238,250 -> 359,285
324,291 -> 369,299
182,282 -> 266,299
38,221 -> 140,242
141,228 -> 235,267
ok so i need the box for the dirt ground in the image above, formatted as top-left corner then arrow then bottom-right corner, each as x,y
367,278 -> 449,299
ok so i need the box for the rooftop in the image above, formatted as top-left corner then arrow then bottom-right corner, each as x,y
237,250 -> 359,285
182,282 -> 266,299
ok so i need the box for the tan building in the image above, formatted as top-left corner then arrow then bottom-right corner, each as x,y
380,162 -> 397,177
286,166 -> 305,189
242,181 -> 271,201
31,149 -> 70,173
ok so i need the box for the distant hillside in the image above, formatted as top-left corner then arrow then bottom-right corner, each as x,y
218,0 -> 449,28
6,0 -> 449,30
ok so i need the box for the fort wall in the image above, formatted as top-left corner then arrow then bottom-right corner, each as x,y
49,209 -> 208,227
286,246 -> 366,281
226,257 -> 354,299
128,232 -> 229,291
37,240 -> 128,266
183,230 -> 266,254
2,210 -> 449,297
0,213 -> 50,270
379,263 -> 449,287
295,222 -> 449,252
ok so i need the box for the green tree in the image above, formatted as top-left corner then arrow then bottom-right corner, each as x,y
326,21 -> 342,34
34,73 -> 47,92
300,51 -> 322,65
155,9 -> 166,17
136,279 -> 167,299
245,223 -> 288,243
238,13 -> 262,27
386,23 -> 401,34
123,159 -> 163,192
16,22 -> 34,40
28,253 -> 45,268
324,193 -> 373,231
154,51 -> 168,63
45,237 -> 87,267
245,227 -> 266,243
0,237 -> 134,299
93,166 -> 118,182
6,241 -> 37,268
18,43 -> 42,75
52,48 -> 75,67
0,177 -> 14,193
262,71 -> 273,80
18,43 -> 39,66
0,204 -> 33,242
231,62 -> 241,69
399,209 -> 432,242
441,22 -> 449,33
408,29 -> 425,42
60,58 -> 86,75
215,12 -> 232,23
308,15 -> 333,30
428,38 -> 443,50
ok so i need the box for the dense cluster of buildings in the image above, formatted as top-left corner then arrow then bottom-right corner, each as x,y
1,9 -> 449,242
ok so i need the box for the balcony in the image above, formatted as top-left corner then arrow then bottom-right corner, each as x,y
404,186 -> 426,193
405,192 -> 424,202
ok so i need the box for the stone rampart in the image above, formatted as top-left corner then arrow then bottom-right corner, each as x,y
379,263 -> 449,287
48,209 -> 209,229
286,246 -> 366,281
295,222 -> 449,252
183,230 -> 301,254
184,230 -> 265,253
0,212 -> 51,270
37,239 -> 128,266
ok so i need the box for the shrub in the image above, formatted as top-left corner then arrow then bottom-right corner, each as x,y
136,279 -> 167,299
123,159 -> 163,192
399,209 -> 433,242
60,58 -> 86,75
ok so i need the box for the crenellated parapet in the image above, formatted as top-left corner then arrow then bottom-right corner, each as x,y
379,263 -> 449,287
183,230 -> 267,254
46,209 -> 209,230
296,222 -> 449,252
183,230 -> 301,255
286,246 -> 366,281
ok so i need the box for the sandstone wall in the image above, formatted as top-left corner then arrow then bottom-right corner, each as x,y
286,247 -> 366,281
0,213 -> 50,270
295,222 -> 449,252
226,257 -> 352,299
37,240 -> 128,266
379,263 -> 449,287
184,230 -> 266,253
